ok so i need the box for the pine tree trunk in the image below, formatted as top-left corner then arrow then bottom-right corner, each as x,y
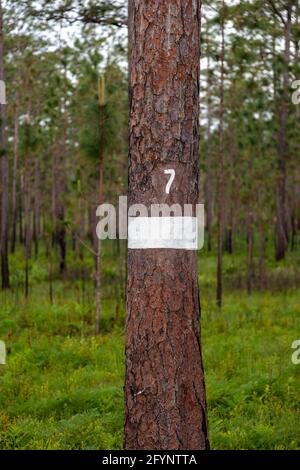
275,1 -> 292,261
56,201 -> 66,274
205,23 -> 213,252
11,102 -> 19,254
95,167 -> 103,336
258,221 -> 266,289
24,114 -> 32,298
124,0 -> 209,450
216,2 -> 225,308
95,79 -> 106,336
18,183 -> 23,244
0,1 -> 9,289
247,211 -> 254,295
33,157 -> 40,257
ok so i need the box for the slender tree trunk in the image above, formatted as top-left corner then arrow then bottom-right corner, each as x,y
52,145 -> 66,274
24,114 -> 32,298
89,202 -> 97,252
79,194 -> 86,303
51,150 -> 56,247
11,102 -> 19,254
56,201 -> 66,274
53,146 -> 66,274
226,112 -> 238,256
124,0 -> 209,450
275,1 -> 292,261
33,157 -> 40,257
258,220 -> 266,288
0,1 -> 9,289
216,2 -> 225,308
95,171 -> 103,335
18,179 -> 23,244
95,238 -> 101,335
47,241 -> 53,305
95,77 -> 106,335
246,211 -> 254,295
205,23 -> 213,252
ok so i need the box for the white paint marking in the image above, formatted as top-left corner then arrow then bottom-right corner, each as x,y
164,169 -> 175,194
128,216 -> 198,250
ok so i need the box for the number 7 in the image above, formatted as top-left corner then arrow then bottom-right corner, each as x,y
164,169 -> 175,194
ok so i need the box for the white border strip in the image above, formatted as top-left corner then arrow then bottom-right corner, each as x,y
128,216 -> 198,250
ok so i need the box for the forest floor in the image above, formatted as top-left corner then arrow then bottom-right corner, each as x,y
0,242 -> 299,450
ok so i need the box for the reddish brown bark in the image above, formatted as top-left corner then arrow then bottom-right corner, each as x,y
124,0 -> 209,450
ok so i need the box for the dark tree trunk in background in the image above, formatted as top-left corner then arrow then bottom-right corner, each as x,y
95,77 -> 106,336
53,146 -> 66,274
246,211 -> 254,294
51,131 -> 66,274
216,2 -> 225,308
56,202 -> 66,274
88,204 -> 97,250
124,0 -> 209,450
33,157 -> 40,257
24,114 -> 32,298
275,0 -> 292,261
11,101 -> 19,254
205,23 -> 213,252
18,183 -> 23,244
0,1 -> 9,289
95,164 -> 103,336
226,111 -> 238,256
259,221 -> 266,288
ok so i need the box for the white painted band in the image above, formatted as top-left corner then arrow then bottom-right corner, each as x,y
128,216 -> 198,250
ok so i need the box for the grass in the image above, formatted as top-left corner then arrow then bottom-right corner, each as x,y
0,240 -> 299,449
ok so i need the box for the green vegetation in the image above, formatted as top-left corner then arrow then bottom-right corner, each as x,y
0,243 -> 299,450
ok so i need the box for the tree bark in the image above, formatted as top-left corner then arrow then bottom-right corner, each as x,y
95,168 -> 103,336
124,0 -> 209,450
33,157 -> 40,257
0,1 -> 9,289
18,178 -> 23,245
11,100 -> 19,254
246,211 -> 254,295
258,220 -> 266,289
205,21 -> 213,252
216,1 -> 225,308
52,143 -> 66,274
275,1 -> 292,261
24,113 -> 32,298
95,77 -> 106,336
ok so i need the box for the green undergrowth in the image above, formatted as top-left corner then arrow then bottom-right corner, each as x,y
0,242 -> 299,449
